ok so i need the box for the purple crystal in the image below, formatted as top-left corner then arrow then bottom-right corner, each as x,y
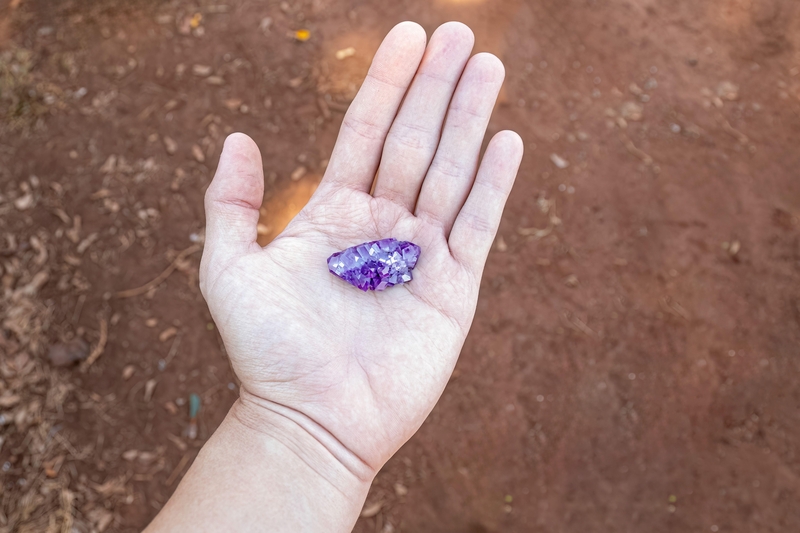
327,238 -> 421,292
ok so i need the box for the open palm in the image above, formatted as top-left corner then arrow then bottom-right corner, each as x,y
199,22 -> 523,478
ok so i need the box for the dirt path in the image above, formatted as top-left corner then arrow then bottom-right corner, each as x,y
2,0 -> 800,531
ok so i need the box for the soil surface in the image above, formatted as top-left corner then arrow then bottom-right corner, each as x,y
2,0 -> 800,532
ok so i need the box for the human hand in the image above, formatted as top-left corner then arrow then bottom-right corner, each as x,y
200,21 -> 522,482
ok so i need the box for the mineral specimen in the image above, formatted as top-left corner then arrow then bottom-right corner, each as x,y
327,238 -> 421,291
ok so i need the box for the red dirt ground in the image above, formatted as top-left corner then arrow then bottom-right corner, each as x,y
2,0 -> 800,531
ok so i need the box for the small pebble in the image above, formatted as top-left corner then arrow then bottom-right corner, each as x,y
550,153 -> 569,169
620,101 -> 643,121
191,144 -> 206,163
717,81 -> 739,100
122,365 -> 136,380
291,166 -> 307,181
335,47 -> 356,60
192,64 -> 212,77
47,339 -> 89,367
163,137 -> 178,155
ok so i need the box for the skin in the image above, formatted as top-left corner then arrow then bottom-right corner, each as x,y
145,21 -> 523,532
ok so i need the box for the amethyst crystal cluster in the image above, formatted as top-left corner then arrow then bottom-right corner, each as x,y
327,238 -> 421,291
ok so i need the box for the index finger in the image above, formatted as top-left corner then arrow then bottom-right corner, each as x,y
317,22 -> 427,195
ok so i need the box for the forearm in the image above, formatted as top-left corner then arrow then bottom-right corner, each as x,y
145,396 -> 374,532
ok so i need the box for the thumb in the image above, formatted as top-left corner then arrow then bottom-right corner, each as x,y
201,133 -> 264,285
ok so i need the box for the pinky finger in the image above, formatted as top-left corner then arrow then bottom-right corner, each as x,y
448,131 -> 524,274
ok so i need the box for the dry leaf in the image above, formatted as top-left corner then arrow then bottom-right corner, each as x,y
361,501 -> 383,518
64,254 -> 82,266
29,236 -> 47,266
717,81 -> 739,101
0,394 -> 21,408
137,451 -> 159,465
192,64 -> 212,77
317,97 -> 331,120
159,327 -> 178,342
166,433 -> 187,450
171,168 -> 186,191
550,153 -> 569,169
191,144 -> 206,163
99,155 -> 117,173
729,240 -> 741,256
87,508 -> 114,532
122,365 -> 136,380
496,236 -> 508,252
144,379 -> 157,402
20,270 -> 49,296
620,101 -> 643,121
77,232 -> 98,254
223,98 -> 243,111
44,455 -> 65,478
14,192 -> 34,210
66,215 -> 81,243
122,449 -> 139,461
90,189 -> 111,200
93,476 -> 128,496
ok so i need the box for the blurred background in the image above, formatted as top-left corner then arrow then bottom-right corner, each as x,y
2,0 -> 800,531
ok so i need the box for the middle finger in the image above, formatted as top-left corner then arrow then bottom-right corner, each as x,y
372,22 -> 474,210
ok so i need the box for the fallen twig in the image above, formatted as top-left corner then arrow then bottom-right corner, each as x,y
54,432 -> 84,460
115,244 -> 201,298
518,223 -> 554,239
80,318 -> 108,372
717,114 -> 749,144
518,198 -> 561,239
166,452 -> 193,486
660,296 -> 690,320
71,294 -> 86,324
620,133 -> 653,165
562,311 -> 597,337
161,333 -> 182,370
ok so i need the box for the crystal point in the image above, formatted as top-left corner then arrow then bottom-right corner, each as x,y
327,238 -> 421,291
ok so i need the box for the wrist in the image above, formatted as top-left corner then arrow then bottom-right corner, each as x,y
148,393 -> 373,533
232,387 -> 376,492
